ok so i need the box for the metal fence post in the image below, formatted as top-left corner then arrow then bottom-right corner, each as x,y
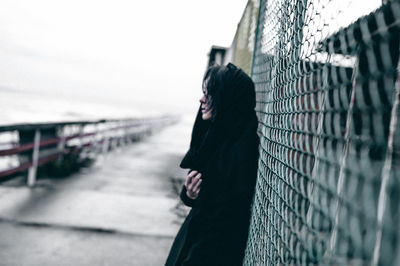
27,129 -> 41,187
57,126 -> 66,163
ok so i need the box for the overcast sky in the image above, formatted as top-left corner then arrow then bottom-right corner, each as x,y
0,0 -> 384,123
0,0 -> 248,118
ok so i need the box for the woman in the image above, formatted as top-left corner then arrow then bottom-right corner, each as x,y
165,63 -> 259,266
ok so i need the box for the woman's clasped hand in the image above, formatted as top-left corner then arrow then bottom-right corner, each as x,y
185,170 -> 202,200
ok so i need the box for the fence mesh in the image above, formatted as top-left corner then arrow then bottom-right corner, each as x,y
241,0 -> 400,265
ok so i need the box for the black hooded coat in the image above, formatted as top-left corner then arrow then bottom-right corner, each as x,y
165,64 -> 259,266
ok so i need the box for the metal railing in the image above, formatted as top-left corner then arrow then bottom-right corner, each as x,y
0,115 -> 179,186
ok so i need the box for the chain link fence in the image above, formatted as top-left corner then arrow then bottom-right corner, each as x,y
225,0 -> 400,265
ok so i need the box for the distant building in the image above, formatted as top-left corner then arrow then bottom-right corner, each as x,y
206,45 -> 227,68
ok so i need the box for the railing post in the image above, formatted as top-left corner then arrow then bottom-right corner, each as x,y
119,121 -> 124,148
89,124 -> 98,157
57,126 -> 66,163
124,122 -> 129,145
95,123 -> 102,155
27,129 -> 41,187
78,125 -> 84,150
102,125 -> 109,156
126,122 -> 130,144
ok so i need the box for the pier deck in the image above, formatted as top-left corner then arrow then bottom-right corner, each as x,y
0,115 -> 192,266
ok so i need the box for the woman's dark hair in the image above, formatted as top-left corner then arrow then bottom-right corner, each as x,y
201,64 -> 226,121
180,63 -> 257,171
202,63 -> 255,122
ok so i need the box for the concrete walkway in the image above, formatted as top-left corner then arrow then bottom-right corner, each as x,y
0,115 -> 194,266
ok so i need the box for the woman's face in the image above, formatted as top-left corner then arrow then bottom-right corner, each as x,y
200,87 -> 213,120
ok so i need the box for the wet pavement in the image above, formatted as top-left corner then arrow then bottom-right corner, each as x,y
0,114 -> 194,266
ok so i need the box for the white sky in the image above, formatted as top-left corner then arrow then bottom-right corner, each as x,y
0,0 -> 248,118
0,0 -> 385,123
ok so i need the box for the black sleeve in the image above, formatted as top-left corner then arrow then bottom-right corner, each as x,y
180,185 -> 196,207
